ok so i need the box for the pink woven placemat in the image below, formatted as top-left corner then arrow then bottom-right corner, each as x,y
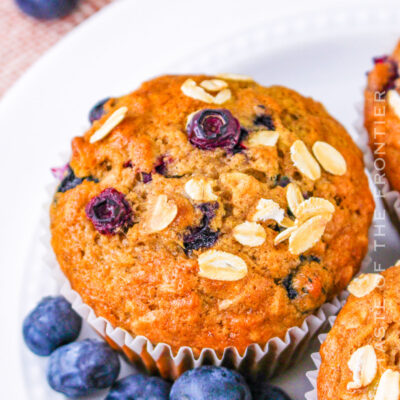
0,0 -> 114,98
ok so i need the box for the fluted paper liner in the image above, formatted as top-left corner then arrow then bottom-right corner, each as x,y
42,177 -> 363,381
305,314 -> 341,400
354,99 -> 400,226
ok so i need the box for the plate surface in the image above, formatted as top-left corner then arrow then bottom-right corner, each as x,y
1,0 -> 400,399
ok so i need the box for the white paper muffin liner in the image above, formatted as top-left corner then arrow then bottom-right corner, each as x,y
354,99 -> 400,227
42,175 -> 368,381
304,314 -> 340,400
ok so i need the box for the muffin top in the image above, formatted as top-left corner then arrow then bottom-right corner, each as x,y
365,40 -> 400,192
50,74 -> 374,354
318,265 -> 400,400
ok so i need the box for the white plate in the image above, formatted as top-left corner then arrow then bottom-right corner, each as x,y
1,0 -> 400,399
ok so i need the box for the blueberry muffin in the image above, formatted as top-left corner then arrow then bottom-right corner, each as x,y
364,41 -> 400,192
318,265 -> 400,400
50,74 -> 374,355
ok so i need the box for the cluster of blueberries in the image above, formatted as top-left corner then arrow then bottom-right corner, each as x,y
23,295 -> 292,399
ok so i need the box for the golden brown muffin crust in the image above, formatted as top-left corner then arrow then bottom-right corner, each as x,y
365,41 -> 400,192
318,266 -> 400,400
51,75 -> 374,355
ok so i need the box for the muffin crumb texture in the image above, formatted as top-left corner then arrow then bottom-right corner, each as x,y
51,74 -> 374,354
318,265 -> 400,400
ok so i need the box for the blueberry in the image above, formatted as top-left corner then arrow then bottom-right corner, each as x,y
268,223 -> 284,233
299,255 -> 320,264
274,175 -> 290,188
86,188 -> 133,235
89,98 -> 110,123
197,202 -> 219,221
253,114 -> 275,130
15,0 -> 79,19
23,296 -> 81,357
249,382 -> 292,400
57,165 -> 97,193
106,373 -> 171,400
170,366 -> 252,400
183,202 -> 219,255
47,339 -> 120,397
371,56 -> 399,94
187,109 -> 242,151
282,273 -> 298,300
183,225 -> 219,255
141,172 -> 153,183
154,156 -> 169,176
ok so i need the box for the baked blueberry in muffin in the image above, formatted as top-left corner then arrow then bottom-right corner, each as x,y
50,74 -> 374,355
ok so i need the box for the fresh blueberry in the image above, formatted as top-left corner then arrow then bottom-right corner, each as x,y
187,109 -> 242,151
106,373 -> 171,400
56,165 -> 97,193
47,339 -> 120,397
89,98 -> 110,123
170,366 -> 252,400
86,188 -> 133,235
15,0 -> 79,19
23,296 -> 81,356
183,202 -> 219,255
248,382 -> 292,400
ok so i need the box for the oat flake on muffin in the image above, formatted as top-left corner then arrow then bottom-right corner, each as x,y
50,75 -> 374,355
318,265 -> 400,400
